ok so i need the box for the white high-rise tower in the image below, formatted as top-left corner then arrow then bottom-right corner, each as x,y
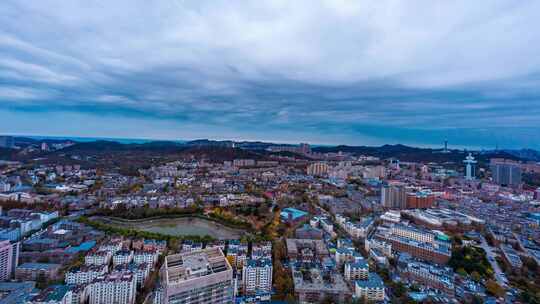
463,153 -> 477,180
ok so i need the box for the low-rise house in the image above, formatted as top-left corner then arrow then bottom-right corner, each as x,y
15,263 -> 61,281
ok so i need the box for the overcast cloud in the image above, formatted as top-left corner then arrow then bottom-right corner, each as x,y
1,0 -> 539,148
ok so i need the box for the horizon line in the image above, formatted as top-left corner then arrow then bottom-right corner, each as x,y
0,132 -> 526,152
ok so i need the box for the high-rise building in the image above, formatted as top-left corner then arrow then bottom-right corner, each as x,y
232,159 -> 256,167
0,182 -> 11,193
65,265 -> 108,285
406,191 -> 435,209
299,143 -> 311,155
267,143 -> 311,155
381,182 -> 407,209
9,242 -> 19,278
0,136 -> 14,148
161,248 -> 234,304
242,258 -> 272,295
88,271 -> 137,304
0,240 -> 14,281
490,159 -> 522,187
307,162 -> 329,177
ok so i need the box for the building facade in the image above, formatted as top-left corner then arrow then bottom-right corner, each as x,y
0,240 -> 14,281
88,272 -> 137,304
381,182 -> 407,209
242,258 -> 272,295
161,248 -> 234,304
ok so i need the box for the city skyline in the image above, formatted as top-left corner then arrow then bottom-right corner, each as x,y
1,1 -> 540,149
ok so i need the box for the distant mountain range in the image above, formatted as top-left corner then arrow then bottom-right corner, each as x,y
500,149 -> 540,162
0,136 -> 537,164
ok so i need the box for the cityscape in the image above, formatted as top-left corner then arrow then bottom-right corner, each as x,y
2,1 -> 540,304
0,136 -> 539,303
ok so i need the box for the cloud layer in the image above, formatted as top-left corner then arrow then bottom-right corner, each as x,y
1,0 -> 540,148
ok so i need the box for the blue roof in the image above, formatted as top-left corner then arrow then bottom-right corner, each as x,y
348,260 -> 368,268
33,285 -> 70,301
280,208 -> 308,220
0,282 -> 35,304
336,247 -> 354,254
355,273 -> 384,288
18,263 -> 60,270
528,213 -> 540,221
409,292 -> 428,301
246,258 -> 272,267
65,240 -> 96,254
24,238 -> 56,244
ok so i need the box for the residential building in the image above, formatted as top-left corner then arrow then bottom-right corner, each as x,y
0,228 -> 22,242
15,263 -> 61,281
0,281 -> 36,303
335,248 -> 363,266
29,285 -> 73,304
113,263 -> 150,288
113,250 -> 134,266
133,249 -> 159,268
307,162 -> 329,177
65,265 -> 108,285
490,159 -> 522,187
233,159 -> 256,167
85,251 -> 112,266
365,239 -> 392,258
381,182 -> 407,209
242,258 -> 272,295
398,255 -> 455,296
286,239 -> 329,262
161,248 -> 234,304
295,224 -> 323,240
354,273 -> 385,302
406,191 -> 435,209
344,260 -> 369,281
375,225 -> 451,264
500,244 -> 523,269
88,272 -> 137,304
292,264 -> 352,303
0,240 -> 15,281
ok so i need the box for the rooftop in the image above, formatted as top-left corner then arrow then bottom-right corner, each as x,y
17,263 -> 61,270
292,264 -> 350,293
280,208 -> 308,220
31,285 -> 70,302
355,273 -> 384,289
164,247 -> 231,284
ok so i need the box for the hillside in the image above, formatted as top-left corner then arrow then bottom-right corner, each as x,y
312,144 -> 522,164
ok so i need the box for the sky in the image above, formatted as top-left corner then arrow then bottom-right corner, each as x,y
1,1 -> 540,149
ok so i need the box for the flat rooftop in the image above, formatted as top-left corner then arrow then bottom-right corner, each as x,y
164,248 -> 231,284
292,264 -> 350,293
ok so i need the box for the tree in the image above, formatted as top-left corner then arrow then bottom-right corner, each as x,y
485,280 -> 505,298
471,271 -> 482,282
392,282 -> 407,298
452,235 -> 463,246
284,294 -> 296,303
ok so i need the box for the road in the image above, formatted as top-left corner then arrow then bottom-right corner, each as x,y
479,236 -> 508,288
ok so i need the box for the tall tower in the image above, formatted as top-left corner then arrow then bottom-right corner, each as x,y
463,153 -> 477,180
